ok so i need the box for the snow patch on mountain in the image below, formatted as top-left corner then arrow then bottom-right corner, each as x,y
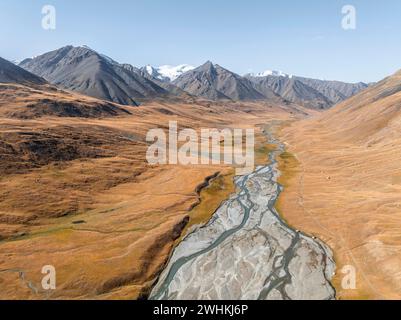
250,70 -> 293,78
143,64 -> 195,82
146,65 -> 154,75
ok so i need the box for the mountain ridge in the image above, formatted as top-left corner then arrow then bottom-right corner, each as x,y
172,61 -> 278,101
0,57 -> 47,85
19,46 -> 172,106
246,72 -> 369,109
17,46 -> 369,108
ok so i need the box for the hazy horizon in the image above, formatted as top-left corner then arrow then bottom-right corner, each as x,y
1,0 -> 401,83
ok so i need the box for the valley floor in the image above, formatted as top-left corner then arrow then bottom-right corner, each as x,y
150,124 -> 336,300
277,119 -> 401,300
2,97 -> 400,300
0,100 -> 301,299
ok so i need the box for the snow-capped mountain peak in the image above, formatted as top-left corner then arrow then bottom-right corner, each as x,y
251,69 -> 293,78
145,65 -> 154,74
158,64 -> 195,81
143,64 -> 195,82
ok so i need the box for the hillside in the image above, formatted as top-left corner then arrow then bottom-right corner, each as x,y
0,57 -> 46,85
246,72 -> 368,109
173,61 -> 275,101
278,68 -> 401,299
19,46 -> 171,106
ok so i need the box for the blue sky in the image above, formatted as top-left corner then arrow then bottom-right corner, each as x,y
1,0 -> 400,83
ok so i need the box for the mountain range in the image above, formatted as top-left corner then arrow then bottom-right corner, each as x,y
19,46 -> 171,106
245,72 -> 369,109
147,64 -> 369,109
12,45 -> 369,109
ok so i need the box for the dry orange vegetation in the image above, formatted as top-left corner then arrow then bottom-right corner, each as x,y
3,69 -> 401,300
278,70 -> 401,300
0,83 -> 133,119
0,83 -> 304,299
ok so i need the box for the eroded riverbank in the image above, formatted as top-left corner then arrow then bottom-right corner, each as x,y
150,123 -> 336,300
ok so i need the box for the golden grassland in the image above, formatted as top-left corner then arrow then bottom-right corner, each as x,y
9,74 -> 401,300
276,72 -> 401,299
273,122 -> 378,299
0,85 -> 305,300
